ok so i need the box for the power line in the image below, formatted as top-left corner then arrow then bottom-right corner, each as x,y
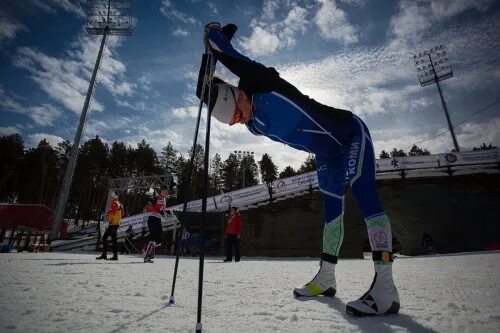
406,98 -> 500,150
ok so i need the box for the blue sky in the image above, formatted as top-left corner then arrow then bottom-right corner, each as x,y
1,0 -> 499,171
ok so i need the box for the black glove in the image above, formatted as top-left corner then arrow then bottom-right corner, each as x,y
203,22 -> 238,50
221,23 -> 238,40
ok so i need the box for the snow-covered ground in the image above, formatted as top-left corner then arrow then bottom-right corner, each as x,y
1,252 -> 499,333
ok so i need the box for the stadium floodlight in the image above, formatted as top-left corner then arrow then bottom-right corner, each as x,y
86,0 -> 132,36
413,45 -> 459,152
234,150 -> 254,188
50,0 -> 133,243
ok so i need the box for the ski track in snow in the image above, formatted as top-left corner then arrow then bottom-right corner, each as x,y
0,252 -> 499,332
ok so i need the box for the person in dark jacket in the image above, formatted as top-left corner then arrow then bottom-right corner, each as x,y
224,207 -> 242,262
143,185 -> 168,263
202,22 -> 399,317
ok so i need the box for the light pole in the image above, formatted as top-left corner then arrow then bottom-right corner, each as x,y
413,45 -> 460,152
234,150 -> 254,188
49,0 -> 132,242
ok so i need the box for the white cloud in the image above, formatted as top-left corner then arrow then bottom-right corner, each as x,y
339,0 -> 365,5
28,133 -> 65,147
238,0 -> 359,57
12,31 -> 135,114
170,106 -> 199,119
85,116 -> 136,139
430,0 -> 494,19
314,0 -> 358,44
207,2 -> 218,15
455,118 -> 500,150
27,104 -> 62,126
0,126 -> 20,136
137,75 -> 152,90
172,27 -> 189,37
390,0 -> 496,43
238,1 -> 310,57
0,88 -> 61,126
239,27 -> 281,57
160,0 -> 199,25
0,15 -> 27,41
28,0 -> 85,18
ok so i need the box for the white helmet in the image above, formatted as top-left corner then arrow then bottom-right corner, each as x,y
209,83 -> 239,124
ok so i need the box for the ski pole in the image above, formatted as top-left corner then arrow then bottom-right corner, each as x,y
195,50 -> 216,333
169,50 -> 216,305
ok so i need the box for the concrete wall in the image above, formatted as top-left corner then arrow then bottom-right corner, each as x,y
239,173 -> 500,257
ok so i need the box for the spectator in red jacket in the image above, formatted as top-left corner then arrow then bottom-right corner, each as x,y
224,206 -> 242,262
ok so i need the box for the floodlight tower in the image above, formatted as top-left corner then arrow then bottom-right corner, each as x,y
234,150 -> 254,188
49,0 -> 132,242
413,45 -> 460,152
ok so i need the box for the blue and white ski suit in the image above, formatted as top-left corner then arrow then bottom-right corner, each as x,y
208,28 -> 393,262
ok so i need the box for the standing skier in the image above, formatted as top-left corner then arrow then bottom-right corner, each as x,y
143,185 -> 168,263
97,191 -> 124,261
202,22 -> 400,316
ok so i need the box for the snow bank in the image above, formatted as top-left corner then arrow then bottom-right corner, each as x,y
0,252 -> 499,332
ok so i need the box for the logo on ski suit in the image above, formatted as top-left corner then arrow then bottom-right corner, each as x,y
348,141 -> 360,175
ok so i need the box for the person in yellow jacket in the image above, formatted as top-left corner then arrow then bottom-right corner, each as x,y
97,191 -> 124,261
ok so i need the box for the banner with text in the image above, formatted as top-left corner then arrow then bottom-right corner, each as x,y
272,171 -> 318,196
213,184 -> 270,211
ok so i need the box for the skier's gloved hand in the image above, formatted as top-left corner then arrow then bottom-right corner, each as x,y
203,22 -> 221,50
221,23 -> 238,40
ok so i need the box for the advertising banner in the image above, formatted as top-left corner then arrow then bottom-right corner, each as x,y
437,150 -> 500,166
376,155 -> 439,171
272,171 -> 318,196
213,184 -> 270,211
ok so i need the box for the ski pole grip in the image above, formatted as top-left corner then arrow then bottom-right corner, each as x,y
196,53 -> 209,100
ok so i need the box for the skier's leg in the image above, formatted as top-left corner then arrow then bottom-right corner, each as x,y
151,218 -> 162,259
235,237 -> 240,262
144,217 -> 155,261
348,118 -> 392,253
346,116 -> 399,316
224,235 -> 233,261
110,226 -> 118,260
294,153 -> 346,297
97,227 -> 110,259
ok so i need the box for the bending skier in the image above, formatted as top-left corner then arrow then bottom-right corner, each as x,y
143,185 -> 168,263
202,22 -> 400,316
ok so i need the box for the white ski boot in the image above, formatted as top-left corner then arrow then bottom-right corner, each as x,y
346,263 -> 400,316
293,260 -> 336,297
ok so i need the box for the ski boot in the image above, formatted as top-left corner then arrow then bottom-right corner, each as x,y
294,256 -> 336,297
346,253 -> 400,316
96,253 -> 107,260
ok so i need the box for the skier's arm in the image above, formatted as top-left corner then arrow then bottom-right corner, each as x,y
107,201 -> 118,218
206,26 -> 280,93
